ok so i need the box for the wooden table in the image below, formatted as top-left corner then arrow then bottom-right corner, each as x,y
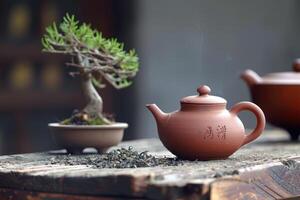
0,130 -> 300,200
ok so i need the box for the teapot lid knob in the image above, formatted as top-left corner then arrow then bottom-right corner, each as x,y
197,85 -> 211,96
293,58 -> 300,72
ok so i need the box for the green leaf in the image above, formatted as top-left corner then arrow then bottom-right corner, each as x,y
41,13 -> 140,89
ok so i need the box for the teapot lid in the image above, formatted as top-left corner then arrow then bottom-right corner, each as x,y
260,59 -> 300,84
180,85 -> 226,105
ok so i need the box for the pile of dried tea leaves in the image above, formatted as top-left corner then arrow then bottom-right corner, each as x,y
48,147 -> 183,168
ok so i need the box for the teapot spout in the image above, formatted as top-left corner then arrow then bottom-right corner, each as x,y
146,104 -> 168,123
241,69 -> 262,87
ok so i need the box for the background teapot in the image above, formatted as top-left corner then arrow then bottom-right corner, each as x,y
147,85 -> 265,160
241,59 -> 300,141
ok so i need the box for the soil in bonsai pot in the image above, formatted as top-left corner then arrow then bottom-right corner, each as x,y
48,147 -> 183,168
60,110 -> 113,125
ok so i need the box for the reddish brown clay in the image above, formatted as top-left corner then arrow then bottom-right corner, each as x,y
241,59 -> 300,141
146,85 -> 265,160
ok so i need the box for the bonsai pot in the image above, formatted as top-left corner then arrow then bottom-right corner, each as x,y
49,123 -> 128,154
241,59 -> 300,140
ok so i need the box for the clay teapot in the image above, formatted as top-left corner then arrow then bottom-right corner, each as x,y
241,59 -> 300,140
147,85 -> 265,160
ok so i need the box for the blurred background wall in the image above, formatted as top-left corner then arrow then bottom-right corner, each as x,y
132,0 -> 300,138
0,0 -> 299,154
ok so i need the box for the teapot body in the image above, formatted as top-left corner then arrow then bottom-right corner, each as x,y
157,105 -> 245,160
248,85 -> 300,130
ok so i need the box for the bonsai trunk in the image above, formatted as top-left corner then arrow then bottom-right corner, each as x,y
81,74 -> 110,123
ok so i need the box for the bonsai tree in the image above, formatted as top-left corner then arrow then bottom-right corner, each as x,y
42,14 -> 139,125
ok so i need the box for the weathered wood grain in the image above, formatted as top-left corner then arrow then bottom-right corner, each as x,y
209,158 -> 300,200
0,187 -> 140,200
0,130 -> 299,199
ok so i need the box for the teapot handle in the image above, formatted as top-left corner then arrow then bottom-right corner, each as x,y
230,101 -> 265,146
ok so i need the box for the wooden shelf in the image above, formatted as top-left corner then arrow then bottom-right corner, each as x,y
0,135 -> 299,199
0,90 -> 84,111
0,42 -> 67,62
